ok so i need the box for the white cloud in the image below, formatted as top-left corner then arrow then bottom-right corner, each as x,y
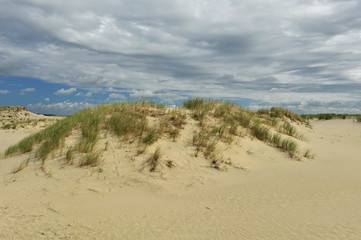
54,87 -> 77,95
76,91 -> 93,97
27,101 -> 93,115
44,98 -> 50,102
1,0 -> 361,112
108,93 -> 126,100
0,90 -> 10,94
20,87 -> 36,95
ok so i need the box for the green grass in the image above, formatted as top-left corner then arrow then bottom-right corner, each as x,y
280,138 -> 298,157
142,127 -> 161,145
4,98 -> 313,172
107,111 -> 147,139
281,121 -> 297,137
303,149 -> 315,159
251,124 -> 271,142
80,151 -> 102,167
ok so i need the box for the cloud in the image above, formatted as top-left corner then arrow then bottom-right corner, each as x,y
76,91 -> 93,97
27,101 -> 93,115
20,87 -> 36,95
108,93 -> 126,100
0,90 -> 10,94
1,0 -> 361,112
44,98 -> 50,102
54,87 -> 77,95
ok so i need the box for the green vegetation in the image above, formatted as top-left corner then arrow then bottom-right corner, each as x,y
251,124 -> 271,142
1,118 -> 56,130
280,138 -> 298,158
80,151 -> 102,167
302,113 -> 361,120
4,98 -> 313,172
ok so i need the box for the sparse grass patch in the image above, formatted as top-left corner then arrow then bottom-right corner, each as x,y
142,127 -> 162,145
271,107 -> 303,122
80,151 -> 102,167
12,158 -> 30,173
251,124 -> 271,142
204,140 -> 218,159
66,148 -> 74,164
281,122 -> 297,137
303,149 -> 315,159
280,138 -> 298,157
148,146 -> 161,172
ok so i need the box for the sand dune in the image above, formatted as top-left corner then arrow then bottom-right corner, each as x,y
1,106 -> 361,239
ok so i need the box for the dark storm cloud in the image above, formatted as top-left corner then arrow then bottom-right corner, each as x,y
1,0 -> 361,113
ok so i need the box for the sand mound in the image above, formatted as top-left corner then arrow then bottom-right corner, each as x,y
0,106 -> 40,119
3,100 -> 313,183
0,106 -> 61,130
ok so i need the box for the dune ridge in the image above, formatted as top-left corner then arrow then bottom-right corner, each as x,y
1,101 -> 361,239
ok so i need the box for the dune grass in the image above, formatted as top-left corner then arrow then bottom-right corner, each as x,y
80,151 -> 102,167
147,146 -> 161,172
251,123 -> 271,142
4,98 -> 312,171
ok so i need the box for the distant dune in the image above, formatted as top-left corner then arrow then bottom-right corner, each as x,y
0,100 -> 360,239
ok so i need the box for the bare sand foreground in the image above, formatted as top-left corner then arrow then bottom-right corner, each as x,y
0,118 -> 361,239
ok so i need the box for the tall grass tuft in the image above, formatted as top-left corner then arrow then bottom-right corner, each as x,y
148,146 -> 161,172
280,138 -> 298,157
107,111 -> 147,140
80,151 -> 102,167
251,124 -> 271,142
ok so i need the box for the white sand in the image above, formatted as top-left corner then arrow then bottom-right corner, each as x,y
0,119 -> 361,239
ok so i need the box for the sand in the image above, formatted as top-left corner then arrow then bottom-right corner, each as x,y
0,119 -> 361,239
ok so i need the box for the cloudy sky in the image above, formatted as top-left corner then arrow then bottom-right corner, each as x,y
1,0 -> 361,114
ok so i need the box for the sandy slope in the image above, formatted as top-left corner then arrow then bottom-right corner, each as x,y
0,119 -> 360,239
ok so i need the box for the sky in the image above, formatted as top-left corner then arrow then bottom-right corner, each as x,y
1,0 -> 361,115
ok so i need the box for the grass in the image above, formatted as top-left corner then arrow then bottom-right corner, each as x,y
3,98 -> 313,172
147,146 -> 161,172
280,138 -> 298,158
107,111 -> 147,140
303,149 -> 315,159
66,148 -> 74,164
80,151 -> 102,167
142,127 -> 161,145
251,124 -> 271,142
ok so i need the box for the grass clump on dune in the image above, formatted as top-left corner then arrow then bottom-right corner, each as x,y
4,98 -> 313,172
251,123 -> 271,142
